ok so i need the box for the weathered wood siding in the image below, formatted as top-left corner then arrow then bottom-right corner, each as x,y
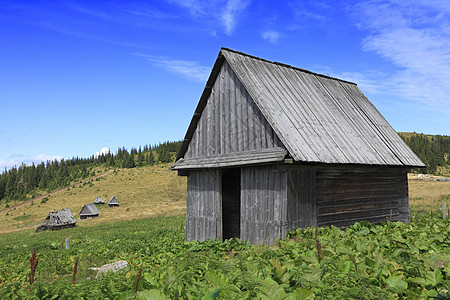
185,170 -> 222,242
184,61 -> 284,160
316,169 -> 409,228
241,166 -> 287,245
287,169 -> 317,230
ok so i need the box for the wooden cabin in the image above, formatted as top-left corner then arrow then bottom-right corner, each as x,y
108,196 -> 119,207
79,203 -> 100,219
94,196 -> 105,205
171,48 -> 425,245
36,208 -> 77,231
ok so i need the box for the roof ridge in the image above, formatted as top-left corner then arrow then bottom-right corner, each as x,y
220,47 -> 357,85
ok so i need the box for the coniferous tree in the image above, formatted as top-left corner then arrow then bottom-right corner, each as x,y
137,151 -> 144,167
147,151 -> 155,165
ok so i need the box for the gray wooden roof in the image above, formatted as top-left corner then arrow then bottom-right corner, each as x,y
42,208 -> 76,226
177,48 -> 425,167
108,196 -> 119,205
94,196 -> 105,204
79,203 -> 100,216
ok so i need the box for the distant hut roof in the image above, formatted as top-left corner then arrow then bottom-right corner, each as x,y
37,208 -> 76,231
108,196 -> 119,206
94,196 -> 105,204
79,203 -> 100,217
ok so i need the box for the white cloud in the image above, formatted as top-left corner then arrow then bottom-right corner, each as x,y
167,0 -> 205,16
261,30 -> 280,44
136,53 -> 210,82
94,147 -> 110,158
168,0 -> 250,36
354,1 -> 450,113
0,158 -> 20,171
0,154 -> 64,172
221,0 -> 250,36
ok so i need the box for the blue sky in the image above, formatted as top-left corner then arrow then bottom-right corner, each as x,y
0,0 -> 449,170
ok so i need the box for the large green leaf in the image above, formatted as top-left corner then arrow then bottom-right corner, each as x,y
257,278 -> 287,299
287,287 -> 315,300
386,277 -> 408,293
137,289 -> 170,300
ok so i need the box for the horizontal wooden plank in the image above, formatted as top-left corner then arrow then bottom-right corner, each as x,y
317,198 -> 402,212
172,148 -> 287,170
318,213 -> 400,227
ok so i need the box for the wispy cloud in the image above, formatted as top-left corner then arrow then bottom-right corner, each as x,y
354,1 -> 450,113
167,0 -> 205,16
168,0 -> 250,36
289,1 -> 328,22
221,0 -> 250,35
261,30 -> 280,44
136,53 -> 210,82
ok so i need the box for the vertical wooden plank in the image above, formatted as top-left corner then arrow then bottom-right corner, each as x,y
219,64 -> 225,154
202,96 -> 208,157
216,169 -> 222,240
235,71 -> 243,153
213,80 -> 221,156
223,63 -> 230,153
253,102 -> 262,150
280,170 -> 288,239
250,167 -> 257,244
205,89 -> 212,157
242,167 -> 248,242
210,87 -> 216,156
273,169 -> 281,239
310,170 -> 317,227
228,62 -> 237,153
242,87 -> 250,151
262,167 -> 268,242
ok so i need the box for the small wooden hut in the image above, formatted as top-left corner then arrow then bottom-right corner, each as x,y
79,203 -> 100,219
108,196 -> 119,207
94,196 -> 105,205
171,48 -> 425,245
36,208 -> 76,231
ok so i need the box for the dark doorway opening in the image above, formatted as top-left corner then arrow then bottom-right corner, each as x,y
222,168 -> 241,240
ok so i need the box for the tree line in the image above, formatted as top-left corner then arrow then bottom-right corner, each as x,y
0,141 -> 182,203
399,133 -> 450,174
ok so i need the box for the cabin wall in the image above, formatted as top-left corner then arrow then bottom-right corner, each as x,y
185,170 -> 222,242
184,61 -> 284,160
316,169 -> 409,227
240,165 -> 287,245
286,169 -> 317,230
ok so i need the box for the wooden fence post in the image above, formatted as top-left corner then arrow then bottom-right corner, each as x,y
443,204 -> 447,220
65,238 -> 70,250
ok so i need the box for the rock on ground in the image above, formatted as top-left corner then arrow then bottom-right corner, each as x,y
89,260 -> 129,278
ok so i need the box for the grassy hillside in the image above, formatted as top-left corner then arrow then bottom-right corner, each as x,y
0,164 -> 186,234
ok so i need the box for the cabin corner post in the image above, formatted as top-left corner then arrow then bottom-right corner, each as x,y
400,170 -> 410,223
